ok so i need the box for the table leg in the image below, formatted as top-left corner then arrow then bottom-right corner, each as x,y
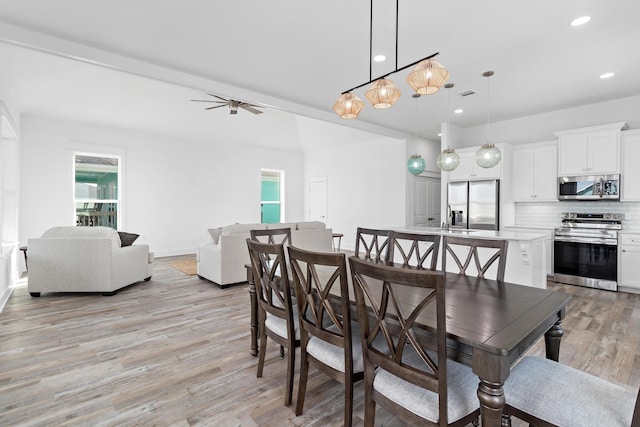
247,267 -> 258,357
544,319 -> 563,361
477,379 -> 506,427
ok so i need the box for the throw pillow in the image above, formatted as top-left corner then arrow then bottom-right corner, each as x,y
118,231 -> 139,247
208,227 -> 222,244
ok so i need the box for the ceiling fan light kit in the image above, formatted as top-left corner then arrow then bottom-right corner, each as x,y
333,0 -> 449,119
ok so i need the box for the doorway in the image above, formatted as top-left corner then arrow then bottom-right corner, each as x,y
307,176 -> 327,223
412,176 -> 441,227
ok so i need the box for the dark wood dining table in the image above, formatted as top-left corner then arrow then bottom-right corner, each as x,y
245,262 -> 572,427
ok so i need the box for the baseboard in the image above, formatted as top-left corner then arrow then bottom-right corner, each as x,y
152,247 -> 197,258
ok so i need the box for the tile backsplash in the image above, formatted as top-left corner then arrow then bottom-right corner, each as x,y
514,201 -> 640,231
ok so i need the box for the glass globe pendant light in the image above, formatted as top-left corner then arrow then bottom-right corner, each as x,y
407,94 -> 426,175
407,155 -> 426,175
475,71 -> 502,168
437,148 -> 460,171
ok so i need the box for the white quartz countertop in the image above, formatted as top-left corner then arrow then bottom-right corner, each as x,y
391,226 -> 548,242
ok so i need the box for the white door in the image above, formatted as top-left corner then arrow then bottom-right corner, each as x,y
413,177 -> 441,227
307,176 -> 327,223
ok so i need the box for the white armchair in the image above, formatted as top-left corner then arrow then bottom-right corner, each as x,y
28,226 -> 154,297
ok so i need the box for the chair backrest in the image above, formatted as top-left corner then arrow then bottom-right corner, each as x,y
442,235 -> 508,281
250,227 -> 292,245
246,239 -> 295,337
387,231 -> 441,270
287,246 -> 352,358
348,256 -> 449,422
355,227 -> 391,263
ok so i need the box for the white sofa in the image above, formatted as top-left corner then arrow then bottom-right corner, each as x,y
28,226 -> 154,297
197,221 -> 333,288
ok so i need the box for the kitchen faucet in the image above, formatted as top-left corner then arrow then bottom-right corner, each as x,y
443,205 -> 452,231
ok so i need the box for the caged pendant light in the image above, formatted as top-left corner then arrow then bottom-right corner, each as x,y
475,71 -> 502,168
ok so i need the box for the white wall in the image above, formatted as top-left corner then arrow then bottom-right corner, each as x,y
458,94 -> 640,147
304,134 -> 407,251
19,115 -> 305,256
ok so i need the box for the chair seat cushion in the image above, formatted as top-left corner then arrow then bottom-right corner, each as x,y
504,356 -> 636,427
265,305 -> 300,340
306,321 -> 367,373
373,349 -> 479,424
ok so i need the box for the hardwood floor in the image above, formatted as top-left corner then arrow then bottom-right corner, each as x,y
1,254 -> 639,426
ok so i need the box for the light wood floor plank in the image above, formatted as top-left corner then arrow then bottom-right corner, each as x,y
1,254 -> 638,426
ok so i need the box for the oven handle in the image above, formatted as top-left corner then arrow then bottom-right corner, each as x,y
554,236 -> 618,246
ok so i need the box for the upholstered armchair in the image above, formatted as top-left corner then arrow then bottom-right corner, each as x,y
28,226 -> 154,297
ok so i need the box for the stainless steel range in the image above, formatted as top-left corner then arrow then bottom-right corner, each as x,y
553,212 -> 623,291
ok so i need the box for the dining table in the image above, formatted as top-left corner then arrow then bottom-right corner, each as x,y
245,260 -> 572,427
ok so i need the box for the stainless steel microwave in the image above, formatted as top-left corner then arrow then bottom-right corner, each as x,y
558,174 -> 620,200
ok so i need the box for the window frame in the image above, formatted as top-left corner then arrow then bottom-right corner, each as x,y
71,147 -> 125,230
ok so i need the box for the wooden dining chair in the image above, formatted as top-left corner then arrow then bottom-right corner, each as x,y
348,256 -> 480,427
355,227 -> 391,263
503,356 -> 639,427
442,235 -> 508,281
387,231 -> 440,270
246,239 -> 299,407
288,246 -> 362,427
250,227 -> 292,245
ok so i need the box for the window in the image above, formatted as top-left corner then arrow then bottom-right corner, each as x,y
74,154 -> 120,229
261,169 -> 284,224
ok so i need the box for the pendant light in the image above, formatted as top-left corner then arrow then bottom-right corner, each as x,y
437,83 -> 460,171
332,0 -> 447,117
332,93 -> 365,119
406,58 -> 450,95
365,78 -> 402,109
407,94 -> 426,175
475,71 -> 502,168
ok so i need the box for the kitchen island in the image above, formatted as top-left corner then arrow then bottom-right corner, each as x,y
392,226 -> 549,288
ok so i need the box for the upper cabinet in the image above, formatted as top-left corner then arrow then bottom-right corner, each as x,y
512,141 -> 558,202
447,144 -> 506,182
554,122 -> 627,176
622,130 -> 640,201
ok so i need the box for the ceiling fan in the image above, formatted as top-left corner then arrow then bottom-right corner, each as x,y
191,93 -> 264,115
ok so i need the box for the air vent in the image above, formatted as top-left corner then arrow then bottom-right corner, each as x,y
460,90 -> 476,97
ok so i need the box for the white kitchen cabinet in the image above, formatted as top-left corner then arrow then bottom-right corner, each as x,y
619,233 -> 640,293
621,130 -> 640,201
447,145 -> 503,182
554,122 -> 626,176
512,141 -> 558,202
504,226 -> 554,277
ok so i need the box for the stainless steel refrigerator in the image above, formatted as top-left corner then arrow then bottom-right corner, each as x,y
447,180 -> 500,230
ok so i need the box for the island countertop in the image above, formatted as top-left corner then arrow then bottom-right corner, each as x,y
391,225 -> 548,242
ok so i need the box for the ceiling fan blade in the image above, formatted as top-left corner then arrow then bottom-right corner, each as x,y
207,93 -> 229,102
206,104 -> 228,110
191,99 -> 226,103
240,104 -> 263,115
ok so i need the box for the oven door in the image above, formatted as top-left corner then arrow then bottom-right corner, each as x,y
553,237 -> 618,290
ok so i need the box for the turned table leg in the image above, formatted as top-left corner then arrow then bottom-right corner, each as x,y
544,319 -> 563,362
247,266 -> 258,356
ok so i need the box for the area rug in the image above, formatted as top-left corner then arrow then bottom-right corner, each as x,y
170,259 -> 198,276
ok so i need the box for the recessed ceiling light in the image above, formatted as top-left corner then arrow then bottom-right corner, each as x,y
373,54 -> 386,62
454,109 -> 463,114
570,16 -> 591,26
600,72 -> 615,79
437,133 -> 442,137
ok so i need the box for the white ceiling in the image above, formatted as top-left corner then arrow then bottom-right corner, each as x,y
1,0 -> 639,151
